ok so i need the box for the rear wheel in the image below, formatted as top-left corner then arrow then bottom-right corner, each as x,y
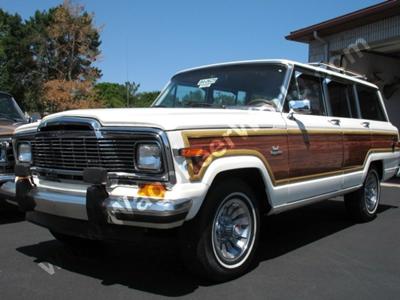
180,179 -> 260,282
345,168 -> 381,222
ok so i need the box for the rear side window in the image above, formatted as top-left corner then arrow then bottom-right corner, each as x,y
326,80 -> 358,118
357,86 -> 386,121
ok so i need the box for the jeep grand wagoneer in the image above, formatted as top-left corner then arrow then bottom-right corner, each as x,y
13,60 -> 400,281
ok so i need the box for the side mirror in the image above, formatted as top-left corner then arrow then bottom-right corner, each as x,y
29,112 -> 41,123
287,99 -> 311,120
288,99 -> 311,114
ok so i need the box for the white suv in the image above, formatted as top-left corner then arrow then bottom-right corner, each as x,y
13,60 -> 400,281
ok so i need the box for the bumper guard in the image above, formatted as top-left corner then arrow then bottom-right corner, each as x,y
15,166 -> 192,233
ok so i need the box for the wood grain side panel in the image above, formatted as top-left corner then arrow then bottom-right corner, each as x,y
343,134 -> 371,168
371,134 -> 395,150
182,129 -> 398,184
287,133 -> 343,179
187,134 -> 289,181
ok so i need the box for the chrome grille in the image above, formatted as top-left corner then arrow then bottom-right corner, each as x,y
0,139 -> 14,174
19,116 -> 172,183
6,146 -> 14,163
32,136 -> 136,173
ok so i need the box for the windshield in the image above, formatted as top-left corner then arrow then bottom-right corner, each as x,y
0,93 -> 25,122
153,63 -> 288,110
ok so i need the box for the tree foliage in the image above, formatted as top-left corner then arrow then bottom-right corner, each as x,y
95,81 -> 158,108
95,82 -> 127,108
0,1 -> 157,113
134,91 -> 160,107
43,79 -> 102,111
0,1 -> 102,113
46,1 -> 101,81
40,1 -> 102,112
0,10 -> 34,110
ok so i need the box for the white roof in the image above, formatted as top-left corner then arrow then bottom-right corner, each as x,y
175,59 -> 377,89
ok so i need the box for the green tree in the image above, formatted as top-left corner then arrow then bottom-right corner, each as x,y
125,81 -> 140,107
95,82 -> 127,108
22,9 -> 56,112
0,1 -> 103,113
135,91 -> 160,107
1,2 -> 156,113
95,81 -> 140,108
45,0 -> 101,82
39,0 -> 103,112
0,10 -> 34,110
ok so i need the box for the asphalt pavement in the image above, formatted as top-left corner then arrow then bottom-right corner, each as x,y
0,185 -> 399,300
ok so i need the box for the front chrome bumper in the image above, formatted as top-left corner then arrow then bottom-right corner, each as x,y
18,178 -> 193,230
0,174 -> 16,205
0,174 -> 14,183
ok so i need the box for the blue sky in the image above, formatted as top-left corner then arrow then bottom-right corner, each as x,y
2,0 -> 381,91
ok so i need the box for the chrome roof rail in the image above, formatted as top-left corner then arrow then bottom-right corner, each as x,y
308,62 -> 367,80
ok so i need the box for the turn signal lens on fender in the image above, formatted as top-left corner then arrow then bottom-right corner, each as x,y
179,148 -> 208,158
138,183 -> 166,198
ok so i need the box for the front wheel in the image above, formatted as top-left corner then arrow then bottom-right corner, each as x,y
180,179 -> 260,282
345,168 -> 381,222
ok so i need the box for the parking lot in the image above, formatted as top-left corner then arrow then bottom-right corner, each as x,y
0,185 -> 399,300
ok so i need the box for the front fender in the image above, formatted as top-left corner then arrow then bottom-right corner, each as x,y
189,155 -> 287,215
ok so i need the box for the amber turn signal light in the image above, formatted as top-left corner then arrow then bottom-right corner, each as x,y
138,183 -> 166,198
179,148 -> 209,158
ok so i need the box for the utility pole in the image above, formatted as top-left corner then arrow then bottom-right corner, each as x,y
126,82 -> 129,107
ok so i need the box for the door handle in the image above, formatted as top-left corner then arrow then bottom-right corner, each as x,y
329,119 -> 341,126
361,121 -> 370,128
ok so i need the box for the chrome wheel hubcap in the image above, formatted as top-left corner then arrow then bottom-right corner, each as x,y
212,193 -> 255,268
365,173 -> 379,213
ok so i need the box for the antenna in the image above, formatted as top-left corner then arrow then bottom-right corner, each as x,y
126,36 -> 129,108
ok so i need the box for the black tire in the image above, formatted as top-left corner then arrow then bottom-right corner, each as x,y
344,168 -> 381,223
179,178 -> 260,282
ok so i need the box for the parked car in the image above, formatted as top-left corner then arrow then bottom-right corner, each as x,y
0,92 -> 27,208
13,60 -> 400,281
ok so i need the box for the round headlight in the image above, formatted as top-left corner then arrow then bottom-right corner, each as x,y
137,143 -> 161,170
18,143 -> 32,163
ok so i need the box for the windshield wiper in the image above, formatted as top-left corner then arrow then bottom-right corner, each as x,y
184,102 -> 226,109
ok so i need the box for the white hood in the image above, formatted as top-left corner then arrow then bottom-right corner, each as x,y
39,108 -> 280,131
16,108 -> 283,133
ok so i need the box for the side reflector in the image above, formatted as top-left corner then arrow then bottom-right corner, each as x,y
179,148 -> 208,158
138,183 -> 166,198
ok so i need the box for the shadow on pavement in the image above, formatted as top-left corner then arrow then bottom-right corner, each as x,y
0,203 -> 25,225
258,199 -> 396,261
16,199 -> 397,297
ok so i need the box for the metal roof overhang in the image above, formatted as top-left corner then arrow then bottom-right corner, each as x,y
286,0 -> 400,43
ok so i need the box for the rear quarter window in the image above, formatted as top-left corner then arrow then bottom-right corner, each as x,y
357,85 -> 387,122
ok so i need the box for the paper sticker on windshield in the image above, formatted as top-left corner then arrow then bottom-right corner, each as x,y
197,77 -> 218,88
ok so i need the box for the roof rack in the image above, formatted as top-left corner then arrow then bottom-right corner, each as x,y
308,62 -> 367,80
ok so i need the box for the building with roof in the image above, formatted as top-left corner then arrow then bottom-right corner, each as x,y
286,0 -> 400,129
